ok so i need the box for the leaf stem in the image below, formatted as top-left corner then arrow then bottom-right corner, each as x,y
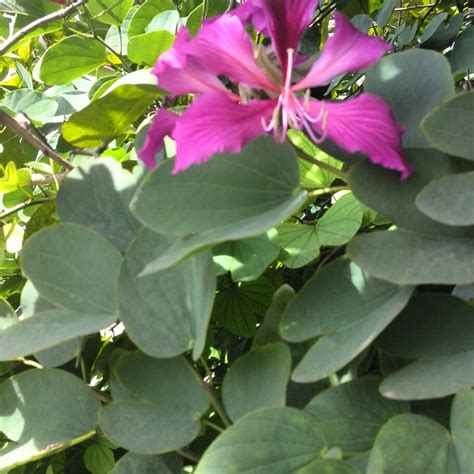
185,357 -> 232,428
308,186 -> 347,198
202,418 -> 225,433
17,358 -> 44,370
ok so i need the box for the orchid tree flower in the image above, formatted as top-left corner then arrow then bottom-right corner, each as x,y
140,0 -> 411,179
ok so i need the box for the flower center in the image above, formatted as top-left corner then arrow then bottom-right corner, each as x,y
261,49 -> 328,144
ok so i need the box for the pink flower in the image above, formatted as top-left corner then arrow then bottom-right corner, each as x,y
140,0 -> 410,179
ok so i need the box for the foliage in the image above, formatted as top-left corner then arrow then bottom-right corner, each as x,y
0,0 -> 473,472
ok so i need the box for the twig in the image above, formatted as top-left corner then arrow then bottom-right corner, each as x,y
0,0 -> 87,56
290,143 -> 348,181
308,186 -> 347,198
177,448 -> 199,463
415,0 -> 441,36
202,419 -> 225,433
394,3 -> 435,11
0,197 -> 52,220
31,172 -> 67,185
0,111 -> 74,170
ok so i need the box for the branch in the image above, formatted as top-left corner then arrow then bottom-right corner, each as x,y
0,198 -> 52,220
31,172 -> 68,185
0,0 -> 87,56
0,111 -> 74,170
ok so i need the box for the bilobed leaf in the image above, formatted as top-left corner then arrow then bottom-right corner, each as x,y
57,158 -> 141,252
348,229 -> 474,285
62,84 -> 158,147
0,309 -> 115,361
132,137 -> 308,274
451,389 -> 474,473
380,350 -> 474,400
99,352 -> 209,454
127,0 -> 176,37
213,230 -> 280,282
2,89 -> 57,124
280,258 -> 413,382
195,407 -> 326,474
277,223 -> 320,269
118,229 -> 215,360
367,414 -> 454,474
422,92 -> 474,161
376,294 -> 474,359
86,0 -> 134,26
39,36 -> 107,85
112,453 -> 182,474
222,343 -> 292,421
365,50 -> 454,147
447,26 -> 474,74
415,171 -> 474,226
349,148 -> 472,238
316,192 -> 363,246
305,378 -> 409,453
0,369 -> 100,471
21,223 -> 122,314
213,276 -> 274,337
127,30 -> 174,66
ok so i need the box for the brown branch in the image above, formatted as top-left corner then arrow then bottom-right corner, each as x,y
31,172 -> 67,185
0,0 -> 87,56
0,111 -> 74,170
0,198 -> 52,220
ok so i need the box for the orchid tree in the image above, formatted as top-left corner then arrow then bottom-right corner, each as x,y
0,0 -> 473,473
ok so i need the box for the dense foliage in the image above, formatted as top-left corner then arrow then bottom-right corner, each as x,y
0,0 -> 473,472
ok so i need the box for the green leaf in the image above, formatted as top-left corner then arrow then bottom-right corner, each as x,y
118,229 -> 215,360
0,309 -> 115,361
305,378 -> 409,453
415,171 -> 474,227
0,0 -> 59,16
132,137 -> 307,274
380,350 -> 474,400
277,223 -> 320,269
127,0 -> 176,37
377,294 -> 474,359
99,352 -> 209,454
375,0 -> 396,27
288,130 -> 343,188
451,389 -> 474,474
222,343 -> 292,421
213,229 -> 280,282
62,84 -> 158,147
195,407 -> 326,474
422,92 -> 474,161
21,223 -> 122,314
39,36 -> 107,86
296,460 -> 359,474
253,285 -> 295,347
213,276 -> 274,337
350,149 -> 474,237
0,369 -> 100,471
145,10 -> 180,33
86,0 -> 134,26
316,193 -> 363,246
367,414 -> 455,474
2,89 -> 57,124
348,229 -> 474,285
127,30 -> 174,66
84,443 -> 115,474
280,258 -> 413,382
365,50 -> 454,147
111,453 -> 182,474
57,158 -> 141,252
446,26 -> 474,74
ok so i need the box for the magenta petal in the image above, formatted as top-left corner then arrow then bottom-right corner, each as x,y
249,0 -> 317,70
153,28 -> 228,95
294,12 -> 391,90
309,95 -> 410,179
138,109 -> 178,169
172,93 -> 276,173
184,14 -> 277,91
